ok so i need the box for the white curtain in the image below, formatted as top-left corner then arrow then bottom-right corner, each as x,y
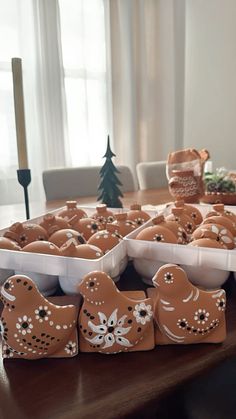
31,0 -> 70,169
59,0 -> 112,167
109,0 -> 181,174
0,0 -> 110,205
0,0 -> 30,205
0,0 -> 69,204
0,0 -> 186,205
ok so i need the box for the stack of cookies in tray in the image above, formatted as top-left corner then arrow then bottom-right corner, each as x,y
135,201 -> 236,250
0,202 -> 151,260
0,201 -> 153,295
131,200 -> 236,289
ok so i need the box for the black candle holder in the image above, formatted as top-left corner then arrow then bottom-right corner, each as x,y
17,169 -> 31,220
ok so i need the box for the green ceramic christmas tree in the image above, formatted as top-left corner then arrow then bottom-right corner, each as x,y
97,136 -> 123,208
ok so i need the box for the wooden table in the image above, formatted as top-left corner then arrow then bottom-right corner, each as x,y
0,188 -> 172,230
0,268 -> 236,419
1,189 -> 236,418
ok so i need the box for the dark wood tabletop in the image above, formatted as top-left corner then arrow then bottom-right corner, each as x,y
1,189 -> 236,418
0,264 -> 236,419
0,188 -> 173,229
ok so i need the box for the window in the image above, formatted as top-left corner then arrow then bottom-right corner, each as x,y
0,0 -> 20,172
0,0 -> 111,204
59,0 -> 111,166
0,0 -> 26,204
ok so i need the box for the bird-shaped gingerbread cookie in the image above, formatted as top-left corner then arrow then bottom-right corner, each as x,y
151,264 -> 226,344
78,271 -> 155,354
0,275 -> 79,359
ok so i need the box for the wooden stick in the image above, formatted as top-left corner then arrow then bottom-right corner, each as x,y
11,57 -> 28,169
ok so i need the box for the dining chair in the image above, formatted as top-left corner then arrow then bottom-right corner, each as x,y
136,161 -> 168,190
42,165 -> 137,201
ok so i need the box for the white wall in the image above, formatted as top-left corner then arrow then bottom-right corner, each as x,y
184,0 -> 236,170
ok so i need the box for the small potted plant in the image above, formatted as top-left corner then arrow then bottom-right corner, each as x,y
202,167 -> 236,204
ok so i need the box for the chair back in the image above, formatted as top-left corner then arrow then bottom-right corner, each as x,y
136,161 -> 168,190
43,165 -> 137,201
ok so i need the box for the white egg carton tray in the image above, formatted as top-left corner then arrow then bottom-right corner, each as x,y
125,204 -> 236,288
0,205 -> 156,295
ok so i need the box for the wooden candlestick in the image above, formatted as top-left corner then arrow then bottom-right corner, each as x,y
12,57 -> 31,219
17,169 -> 31,220
11,57 -> 28,169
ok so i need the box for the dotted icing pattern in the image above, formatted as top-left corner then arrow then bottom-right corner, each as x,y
78,272 -> 154,354
152,264 -> 226,345
0,275 -> 78,359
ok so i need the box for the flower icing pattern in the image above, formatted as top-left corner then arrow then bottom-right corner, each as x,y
210,225 -> 233,246
35,306 -> 52,322
86,309 -> 133,349
65,341 -> 77,355
177,227 -> 188,243
134,217 -> 146,225
2,344 -> 14,358
154,234 -> 164,242
177,318 -> 189,329
4,279 -> 14,292
97,216 -> 106,224
184,222 -> 194,234
133,303 -> 153,325
16,315 -> 33,335
194,309 -> 209,325
216,298 -> 226,311
19,234 -> 28,243
85,277 -> 99,293
164,272 -> 174,284
87,222 -> 100,234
